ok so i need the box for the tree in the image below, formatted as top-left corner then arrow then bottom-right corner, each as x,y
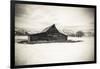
76,31 -> 84,37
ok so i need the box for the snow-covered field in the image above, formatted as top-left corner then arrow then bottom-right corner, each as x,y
15,36 -> 94,65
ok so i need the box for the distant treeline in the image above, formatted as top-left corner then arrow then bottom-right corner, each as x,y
15,28 -> 94,37
68,31 -> 94,37
15,28 -> 28,35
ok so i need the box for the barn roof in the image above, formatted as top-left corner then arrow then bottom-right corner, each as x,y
42,24 -> 56,32
29,24 -> 67,36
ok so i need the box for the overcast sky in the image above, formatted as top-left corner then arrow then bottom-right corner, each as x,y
15,4 -> 95,34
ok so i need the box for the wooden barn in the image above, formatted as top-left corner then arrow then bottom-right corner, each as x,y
28,24 -> 67,43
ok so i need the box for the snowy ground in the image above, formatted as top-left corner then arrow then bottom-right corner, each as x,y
15,36 -> 94,65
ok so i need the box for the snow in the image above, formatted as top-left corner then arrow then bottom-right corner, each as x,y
15,36 -> 94,65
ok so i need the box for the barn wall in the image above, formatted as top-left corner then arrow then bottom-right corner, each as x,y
29,33 -> 48,41
28,32 -> 67,42
47,33 -> 67,41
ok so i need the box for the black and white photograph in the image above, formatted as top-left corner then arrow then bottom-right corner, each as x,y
11,1 -> 96,68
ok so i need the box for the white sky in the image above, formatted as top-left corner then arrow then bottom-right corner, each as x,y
15,4 -> 94,33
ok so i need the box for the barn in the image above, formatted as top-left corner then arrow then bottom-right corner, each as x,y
28,24 -> 67,43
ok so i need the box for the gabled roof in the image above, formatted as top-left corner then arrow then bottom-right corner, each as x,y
29,24 -> 67,36
42,24 -> 56,32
